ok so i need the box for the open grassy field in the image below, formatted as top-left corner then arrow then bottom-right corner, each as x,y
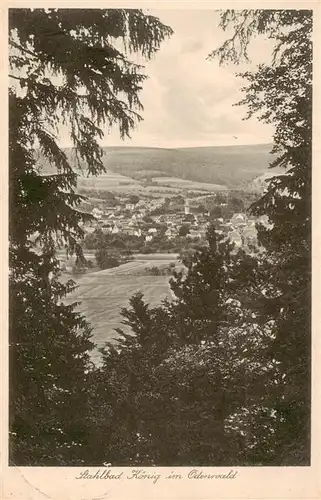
152,176 -> 226,192
77,171 -> 140,192
71,168 -> 218,197
77,170 -> 221,197
63,256 -> 180,364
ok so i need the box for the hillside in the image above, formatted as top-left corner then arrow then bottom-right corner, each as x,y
39,143 -> 275,190
90,144 -> 274,187
63,255 -> 180,364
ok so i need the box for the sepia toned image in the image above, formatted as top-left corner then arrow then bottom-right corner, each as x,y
8,6 -> 312,471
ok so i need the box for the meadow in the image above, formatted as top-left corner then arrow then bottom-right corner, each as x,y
76,170 -> 220,197
64,256 -> 180,364
152,176 -> 226,192
77,170 -> 140,194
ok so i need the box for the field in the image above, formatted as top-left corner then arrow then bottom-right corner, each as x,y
152,176 -> 226,192
77,171 -> 140,192
63,255 -> 180,364
77,170 -> 222,197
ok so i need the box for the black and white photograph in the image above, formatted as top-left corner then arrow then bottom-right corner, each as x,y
7,4 -> 314,479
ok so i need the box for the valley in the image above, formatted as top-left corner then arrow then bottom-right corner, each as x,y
51,143 -> 276,364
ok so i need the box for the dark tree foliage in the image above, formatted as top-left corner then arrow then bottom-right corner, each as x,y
209,204 -> 223,220
229,196 -> 245,213
90,9 -> 312,467
95,247 -> 130,269
209,9 -> 312,464
178,225 -> 190,237
9,8 -> 172,465
128,194 -> 140,205
92,228 -> 279,465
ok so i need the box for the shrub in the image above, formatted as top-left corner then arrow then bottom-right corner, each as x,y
95,249 -> 121,270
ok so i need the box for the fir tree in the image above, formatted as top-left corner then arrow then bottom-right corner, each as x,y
95,228 -> 278,465
86,10 -> 312,467
209,9 -> 312,464
9,8 -> 172,465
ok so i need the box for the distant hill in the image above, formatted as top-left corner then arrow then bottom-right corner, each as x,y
38,143 -> 276,190
100,144 -> 275,188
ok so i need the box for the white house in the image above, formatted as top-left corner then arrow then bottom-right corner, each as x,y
101,224 -> 112,234
231,213 -> 247,225
84,226 -> 96,234
187,229 -> 206,240
92,207 -> 103,218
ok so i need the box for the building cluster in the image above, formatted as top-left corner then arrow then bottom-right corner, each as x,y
83,198 -> 209,241
28,195 -> 270,277
81,196 -> 268,249
217,213 -> 257,248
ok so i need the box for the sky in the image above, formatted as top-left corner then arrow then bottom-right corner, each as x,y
51,9 -> 276,150
99,9 -> 275,149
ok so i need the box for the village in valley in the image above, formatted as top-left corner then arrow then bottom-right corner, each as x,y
58,190 -> 269,274
88,193 -> 265,245
9,6 -> 311,471
52,186 -> 270,356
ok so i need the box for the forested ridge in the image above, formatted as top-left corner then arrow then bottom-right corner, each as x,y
37,143 -> 275,188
